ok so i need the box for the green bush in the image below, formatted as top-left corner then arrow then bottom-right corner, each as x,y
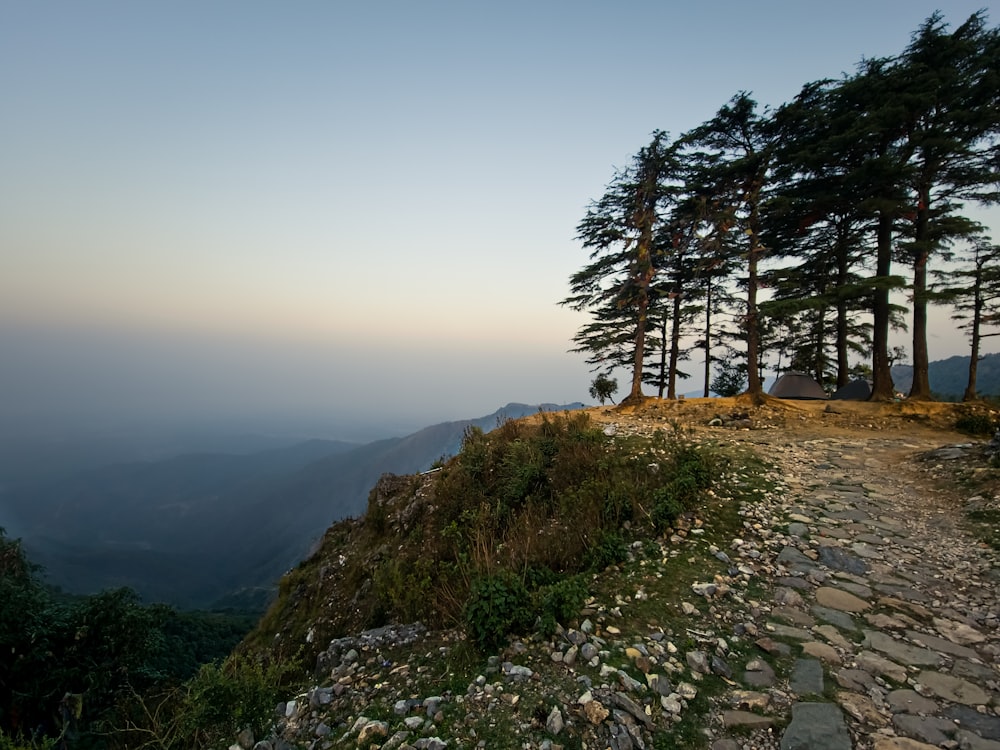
463,574 -> 533,651
650,443 -> 713,531
167,656 -> 297,749
536,576 -> 588,633
955,412 -> 996,436
0,730 -> 55,750
584,530 -> 628,571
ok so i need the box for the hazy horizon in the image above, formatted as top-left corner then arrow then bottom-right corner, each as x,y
3,2 -> 997,443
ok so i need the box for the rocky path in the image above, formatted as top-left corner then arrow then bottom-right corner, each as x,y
711,431 -> 1000,750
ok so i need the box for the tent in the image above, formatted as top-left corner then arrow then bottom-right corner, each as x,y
831,379 -> 871,400
769,371 -> 828,400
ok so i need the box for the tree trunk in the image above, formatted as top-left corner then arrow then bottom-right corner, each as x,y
667,293 -> 682,399
964,263 -> 983,402
745,225 -> 763,403
814,309 -> 826,387
908,187 -> 933,400
702,282 -> 712,398
835,232 -> 850,387
870,212 -> 895,400
629,289 -> 649,402
909,251 -> 931,399
627,238 -> 655,403
658,312 -> 667,399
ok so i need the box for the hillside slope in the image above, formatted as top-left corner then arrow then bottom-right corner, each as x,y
231,397 -> 999,750
891,351 -> 1000,397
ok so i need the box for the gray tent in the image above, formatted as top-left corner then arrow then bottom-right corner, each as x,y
769,371 -> 828,400
831,379 -> 871,400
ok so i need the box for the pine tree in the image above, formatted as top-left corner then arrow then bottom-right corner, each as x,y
681,94 -> 776,401
934,238 -> 1000,401
766,81 -> 878,387
562,132 -> 680,402
895,12 -> 1000,399
824,59 -> 913,400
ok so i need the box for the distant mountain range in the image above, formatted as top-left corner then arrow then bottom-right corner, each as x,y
2,402 -> 583,610
891,352 -> 1000,398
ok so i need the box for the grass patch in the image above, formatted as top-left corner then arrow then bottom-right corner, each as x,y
967,507 -> 1000,550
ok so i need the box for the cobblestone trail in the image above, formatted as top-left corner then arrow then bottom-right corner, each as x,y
712,432 -> 1000,750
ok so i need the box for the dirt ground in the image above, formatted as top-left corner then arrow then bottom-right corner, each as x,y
581,394 -> 998,442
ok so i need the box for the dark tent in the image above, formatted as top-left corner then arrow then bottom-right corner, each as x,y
769,371 -> 828,400
831,379 -> 871,401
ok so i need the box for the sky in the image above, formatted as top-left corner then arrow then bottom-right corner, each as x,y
2,1 -> 998,439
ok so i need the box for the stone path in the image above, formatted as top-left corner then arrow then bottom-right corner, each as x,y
711,433 -> 1000,750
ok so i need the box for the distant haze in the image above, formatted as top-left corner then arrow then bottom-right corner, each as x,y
2,2 -> 996,441
0,322 -> 585,440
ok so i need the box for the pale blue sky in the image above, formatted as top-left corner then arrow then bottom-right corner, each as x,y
2,1 -> 996,437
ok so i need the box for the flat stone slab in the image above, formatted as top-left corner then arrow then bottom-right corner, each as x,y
722,710 -> 773,729
744,658 -> 776,688
829,508 -> 869,521
855,650 -> 908,683
834,580 -> 873,598
887,689 -> 939,715
773,605 -> 814,627
905,630 -> 978,660
880,596 -> 932,620
802,641 -> 841,664
777,576 -> 812,590
787,522 -> 809,537
835,668 -> 877,693
851,542 -> 883,560
855,533 -> 887,544
812,605 -> 858,631
766,622 -> 813,640
917,670 -> 991,705
955,730 -> 1000,750
815,586 -> 870,612
780,702 -> 852,750
777,546 -> 819,574
933,617 -> 987,646
874,738 -> 943,750
817,546 -> 869,575
790,658 -> 824,695
892,714 -> 956,745
953,659 -> 998,683
814,624 -> 852,650
863,630 -> 941,666
817,526 -> 852,540
944,705 -> 1000,740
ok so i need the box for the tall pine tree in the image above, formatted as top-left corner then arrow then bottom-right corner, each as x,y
562,132 -> 680,402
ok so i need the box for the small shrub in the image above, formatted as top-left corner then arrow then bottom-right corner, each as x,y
955,412 -> 996,436
172,656 -> 297,747
536,575 -> 588,633
463,573 -> 532,651
0,731 -> 55,750
584,530 -> 628,571
650,443 -> 713,531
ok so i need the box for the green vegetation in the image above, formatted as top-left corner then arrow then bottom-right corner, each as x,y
967,508 -> 1000,550
589,373 -> 618,405
247,411 -> 758,664
354,413 -> 738,650
0,528 -> 258,749
955,411 -> 997,436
